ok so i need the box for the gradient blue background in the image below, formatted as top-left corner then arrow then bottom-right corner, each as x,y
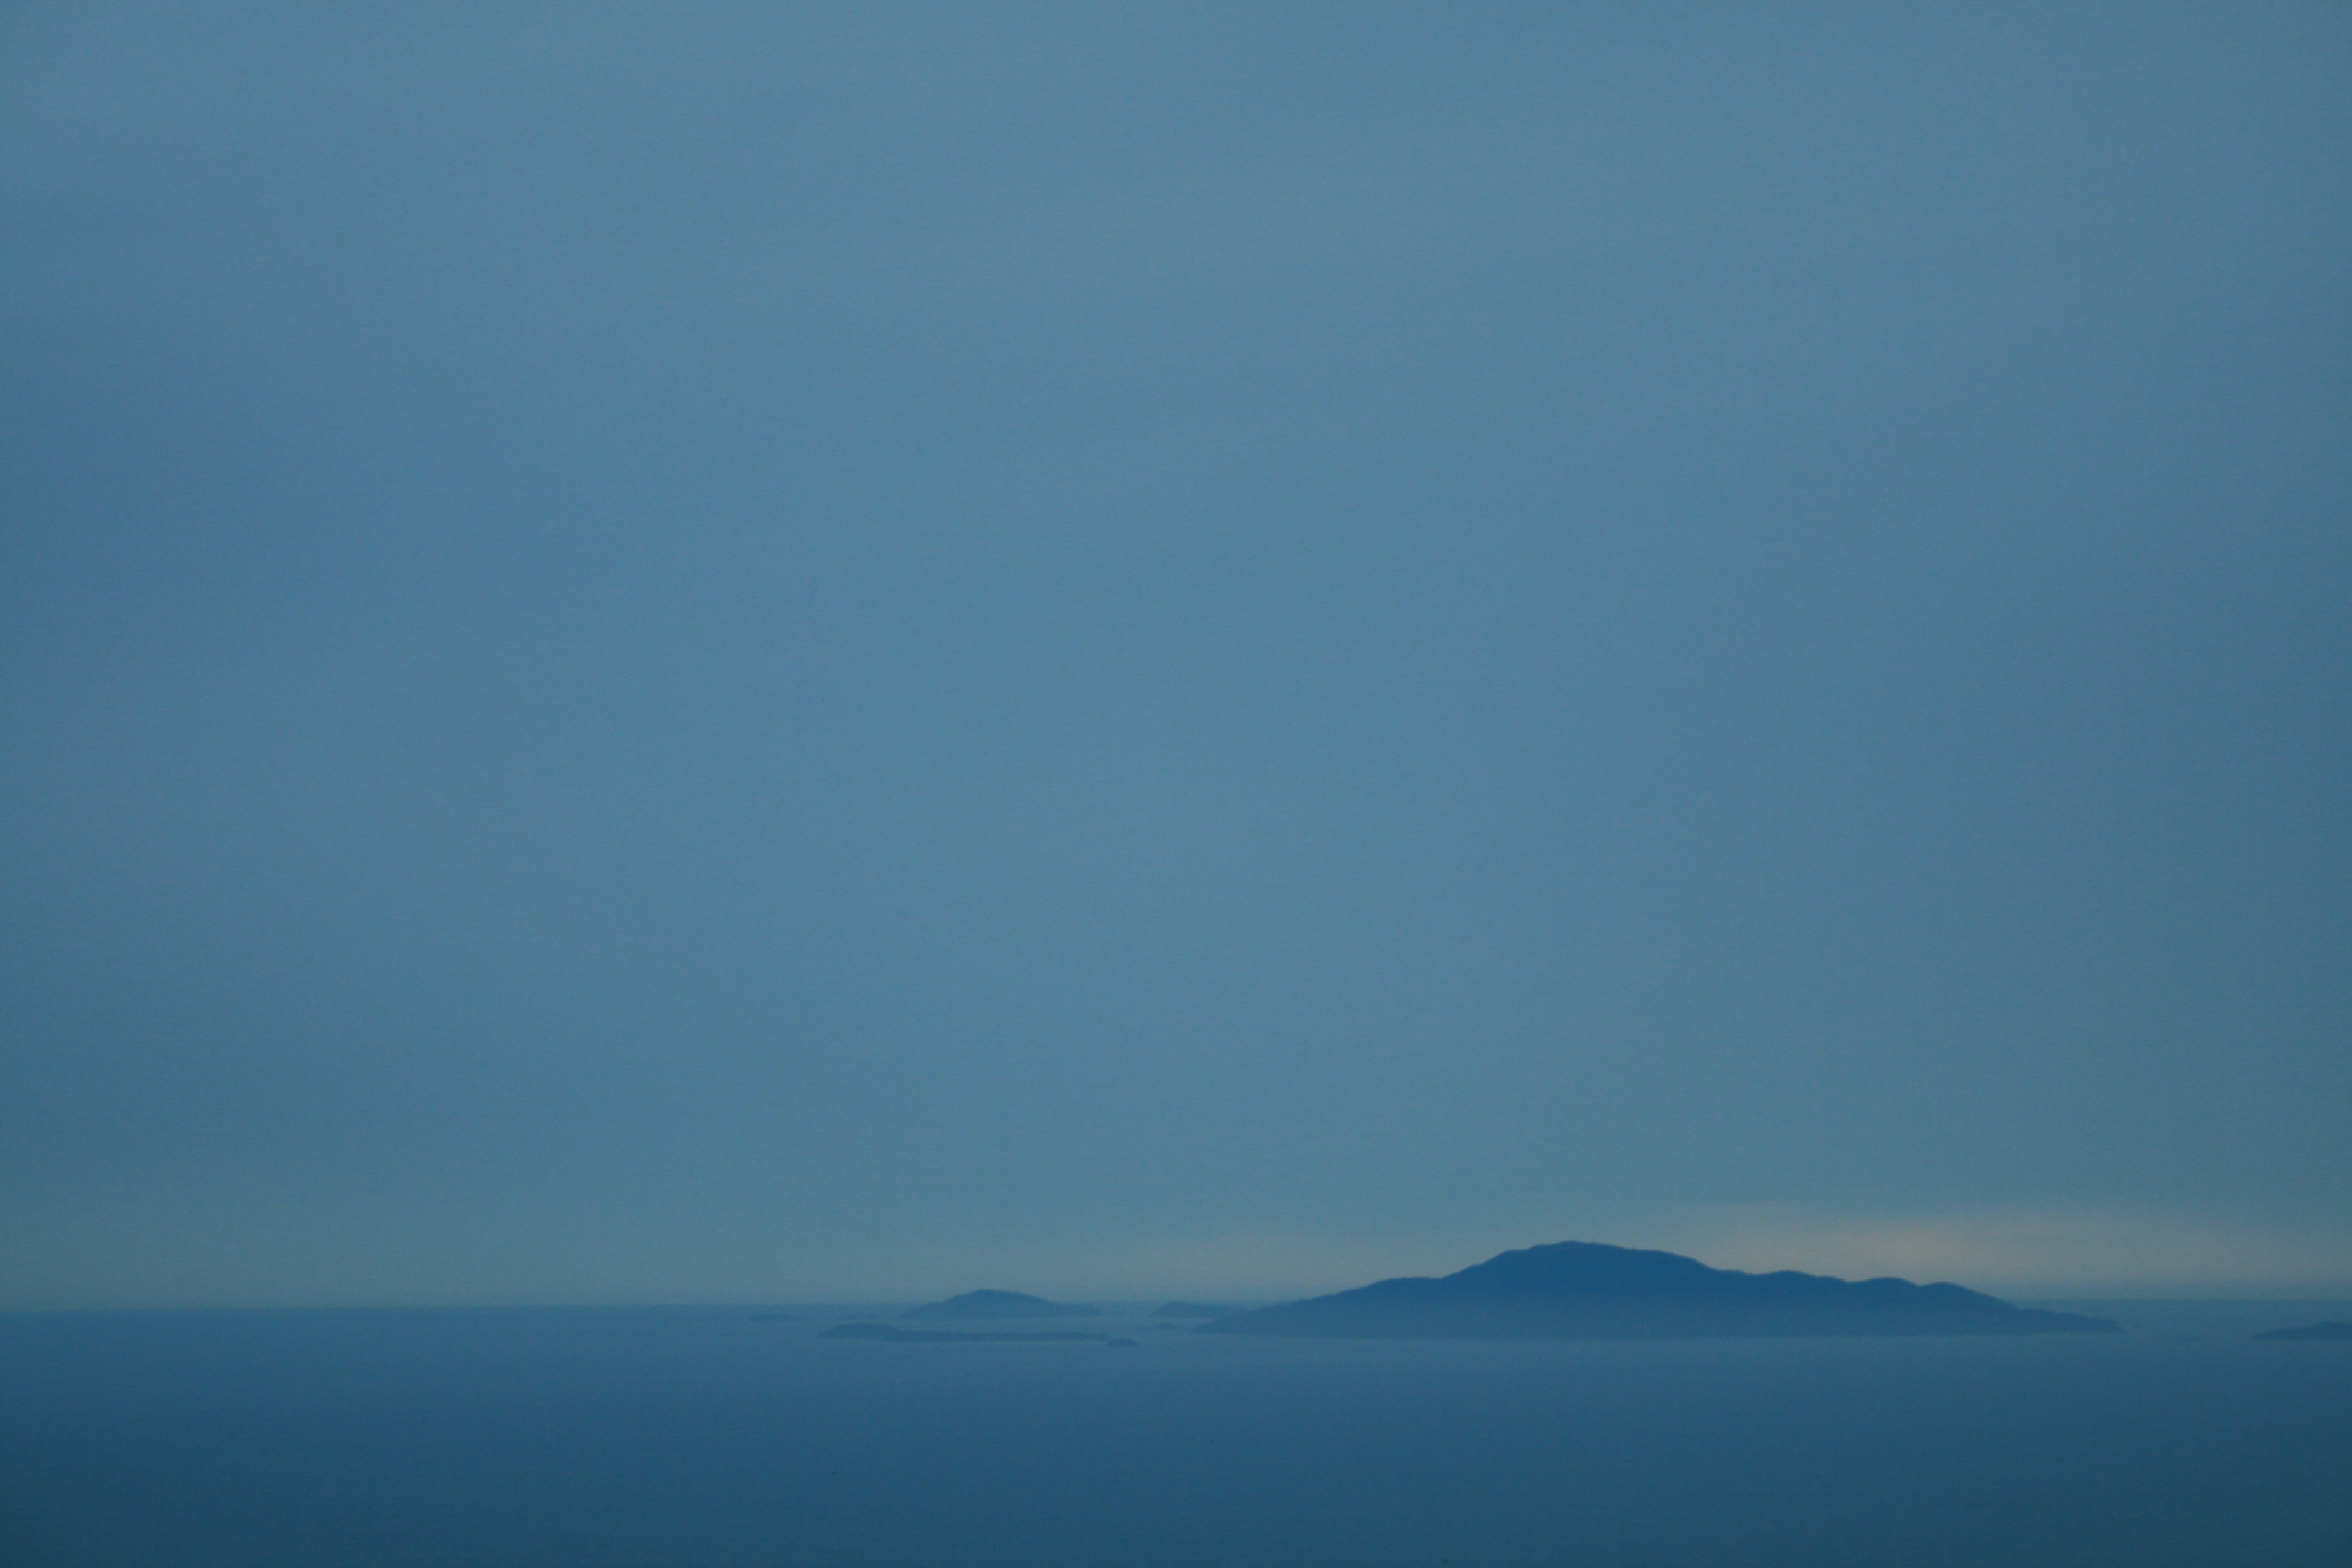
4,1 -> 2347,1306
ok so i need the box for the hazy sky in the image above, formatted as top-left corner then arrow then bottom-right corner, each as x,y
4,2 -> 2348,1307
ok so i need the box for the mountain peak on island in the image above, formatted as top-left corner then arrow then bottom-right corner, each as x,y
1198,1241 -> 2120,1339
903,1289 -> 1101,1320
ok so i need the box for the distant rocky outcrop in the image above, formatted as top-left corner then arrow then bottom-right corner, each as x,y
903,1290 -> 1101,1320
821,1321 -> 1109,1344
1197,1241 -> 2123,1339
2255,1320 -> 2352,1341
1152,1301 -> 1241,1319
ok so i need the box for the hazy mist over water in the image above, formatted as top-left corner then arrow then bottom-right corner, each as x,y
6,1305 -> 2351,1567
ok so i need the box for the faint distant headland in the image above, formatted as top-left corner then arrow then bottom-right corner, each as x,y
822,1322 -> 1111,1344
2254,1320 -> 2352,1341
1196,1241 -> 2122,1339
903,1289 -> 1102,1321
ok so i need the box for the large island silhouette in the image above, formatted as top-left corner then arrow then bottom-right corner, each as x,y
1197,1241 -> 2121,1338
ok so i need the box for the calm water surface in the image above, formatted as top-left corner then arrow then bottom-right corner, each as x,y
4,1301 -> 2348,1567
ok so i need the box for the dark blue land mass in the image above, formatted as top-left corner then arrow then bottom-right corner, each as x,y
1199,1242 -> 2121,1338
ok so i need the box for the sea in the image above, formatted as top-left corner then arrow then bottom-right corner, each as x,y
3,1299 -> 2348,1567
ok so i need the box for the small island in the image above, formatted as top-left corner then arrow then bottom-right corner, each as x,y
2255,1321 -> 2352,1341
903,1289 -> 1102,1320
1196,1241 -> 2123,1339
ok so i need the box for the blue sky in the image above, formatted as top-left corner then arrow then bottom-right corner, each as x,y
4,1 -> 2348,1306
